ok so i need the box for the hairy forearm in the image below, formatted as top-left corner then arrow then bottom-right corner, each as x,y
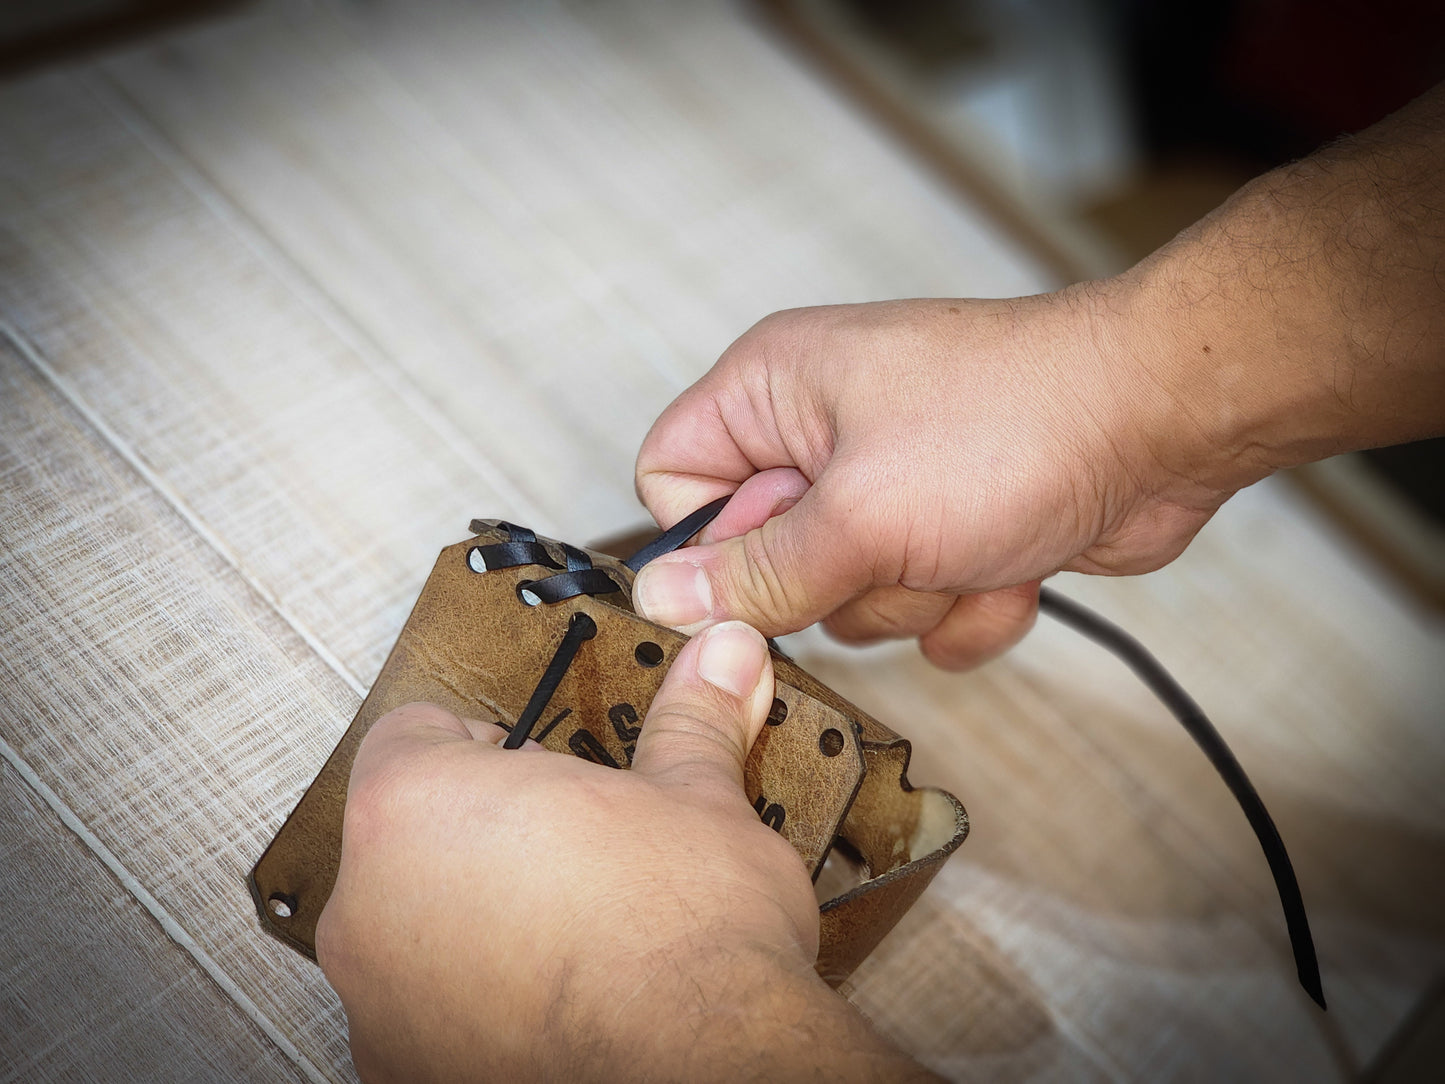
560,946 -> 941,1084
1111,82 -> 1445,493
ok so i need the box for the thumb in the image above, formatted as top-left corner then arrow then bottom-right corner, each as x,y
630,621 -> 774,792
632,483 -> 871,637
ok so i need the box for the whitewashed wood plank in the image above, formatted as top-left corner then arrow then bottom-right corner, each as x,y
0,343 -> 356,1081
0,760 -> 310,1083
92,0 -> 1052,536
0,76 -> 544,684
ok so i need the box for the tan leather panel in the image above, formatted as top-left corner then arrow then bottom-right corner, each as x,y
249,523 -> 968,983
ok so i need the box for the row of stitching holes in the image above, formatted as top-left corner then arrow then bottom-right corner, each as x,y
764,697 -> 842,757
483,559 -> 842,758
461,545 -> 544,605
627,654 -> 838,754
463,545 -> 541,606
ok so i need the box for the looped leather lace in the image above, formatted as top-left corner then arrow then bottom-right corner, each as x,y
470,521 -> 625,603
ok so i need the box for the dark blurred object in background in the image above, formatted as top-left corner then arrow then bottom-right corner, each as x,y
1121,0 -> 1445,544
0,0 -> 245,78
1363,440 -> 1445,527
829,0 -> 1445,256
1124,0 -> 1445,169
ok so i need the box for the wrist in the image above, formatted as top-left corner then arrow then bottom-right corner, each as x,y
1113,139 -> 1445,490
1090,169 -> 1353,502
1052,274 -> 1267,511
554,940 -> 933,1083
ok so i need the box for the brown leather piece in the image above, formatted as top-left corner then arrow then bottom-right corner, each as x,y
817,743 -> 968,984
249,522 -> 968,985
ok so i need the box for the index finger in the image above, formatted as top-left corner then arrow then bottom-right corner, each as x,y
635,383 -> 762,531
636,321 -> 828,530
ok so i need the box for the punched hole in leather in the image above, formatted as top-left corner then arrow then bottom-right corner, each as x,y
248,517 -> 969,985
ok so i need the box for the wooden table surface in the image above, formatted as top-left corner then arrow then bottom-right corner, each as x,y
1,2 -> 1441,1080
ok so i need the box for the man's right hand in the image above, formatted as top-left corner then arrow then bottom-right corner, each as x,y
633,289 -> 1233,669
633,84 -> 1445,667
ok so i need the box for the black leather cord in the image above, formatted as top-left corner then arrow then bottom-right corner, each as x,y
472,541 -> 562,572
473,523 -> 622,601
561,542 -> 594,572
503,611 -> 598,749
623,496 -> 730,571
523,567 -> 622,604
496,521 -> 537,543
1038,586 -> 1325,1009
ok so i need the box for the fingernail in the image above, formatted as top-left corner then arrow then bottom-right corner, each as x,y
634,559 -> 712,628
696,622 -> 766,699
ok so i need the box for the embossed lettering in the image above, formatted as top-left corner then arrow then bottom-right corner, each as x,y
568,727 -> 621,768
608,703 -> 640,766
751,793 -> 786,832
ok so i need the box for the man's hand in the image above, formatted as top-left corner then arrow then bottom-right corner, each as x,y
317,621 -> 936,1082
634,84 -> 1445,667
634,290 -> 1229,669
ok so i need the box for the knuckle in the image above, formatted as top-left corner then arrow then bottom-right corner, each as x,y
735,307 -> 825,379
633,462 -> 661,505
821,597 -> 893,644
342,759 -> 416,844
821,614 -> 877,645
823,586 -> 947,645
984,585 -> 1041,629
920,590 -> 1039,671
731,529 -> 801,630
745,305 -> 806,342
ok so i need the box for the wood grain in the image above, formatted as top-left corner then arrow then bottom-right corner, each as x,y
0,342 -> 354,1081
0,759 -> 309,1084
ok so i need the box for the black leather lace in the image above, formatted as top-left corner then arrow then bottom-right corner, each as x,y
1037,588 -> 1324,1009
469,520 -> 625,603
501,611 -> 597,749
